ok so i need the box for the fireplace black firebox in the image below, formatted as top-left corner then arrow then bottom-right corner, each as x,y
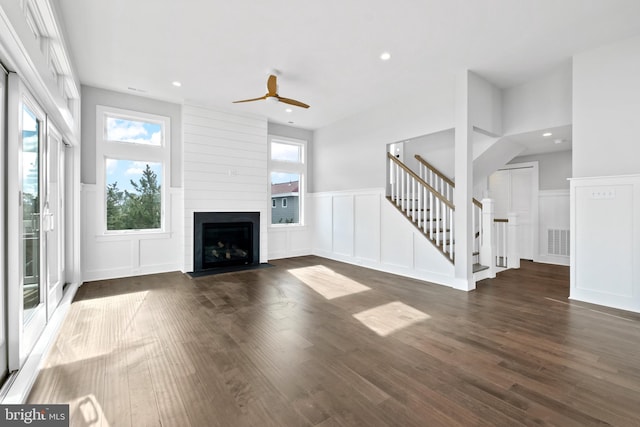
193,212 -> 260,274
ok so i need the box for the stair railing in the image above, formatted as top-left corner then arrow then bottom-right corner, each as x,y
388,153 -> 455,262
415,154 -> 483,262
415,154 -> 455,203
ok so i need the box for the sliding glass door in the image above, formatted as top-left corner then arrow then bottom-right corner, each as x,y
22,103 -> 42,322
0,66 -> 8,382
45,124 -> 65,318
7,74 -> 48,370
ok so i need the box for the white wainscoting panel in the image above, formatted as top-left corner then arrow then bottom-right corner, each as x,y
182,104 -> 268,272
571,175 -> 640,313
537,189 -> 570,266
268,226 -> 312,260
332,195 -> 355,257
313,195 -> 334,254
310,188 -> 456,287
354,193 -> 381,262
380,203 -> 414,269
81,185 -> 183,281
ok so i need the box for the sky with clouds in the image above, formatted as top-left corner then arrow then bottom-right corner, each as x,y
105,117 -> 163,193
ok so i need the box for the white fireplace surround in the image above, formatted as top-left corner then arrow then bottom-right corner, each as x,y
182,104 -> 269,272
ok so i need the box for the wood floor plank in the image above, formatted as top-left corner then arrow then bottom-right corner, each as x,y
27,258 -> 640,426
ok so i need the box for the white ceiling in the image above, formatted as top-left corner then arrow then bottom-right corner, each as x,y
508,125 -> 573,156
56,0 -> 640,130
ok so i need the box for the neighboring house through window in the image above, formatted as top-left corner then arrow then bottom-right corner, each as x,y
96,106 -> 170,232
269,136 -> 306,225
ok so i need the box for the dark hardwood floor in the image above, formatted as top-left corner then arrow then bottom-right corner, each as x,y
28,257 -> 640,426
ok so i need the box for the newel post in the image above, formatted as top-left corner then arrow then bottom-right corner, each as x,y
507,212 -> 520,269
480,198 -> 496,278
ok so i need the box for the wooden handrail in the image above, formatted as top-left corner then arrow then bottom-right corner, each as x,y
414,154 -> 483,208
494,218 -> 508,223
415,154 -> 455,187
388,153 -> 455,209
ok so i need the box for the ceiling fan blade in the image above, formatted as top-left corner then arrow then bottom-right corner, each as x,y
278,97 -> 310,109
232,95 -> 267,103
267,75 -> 277,96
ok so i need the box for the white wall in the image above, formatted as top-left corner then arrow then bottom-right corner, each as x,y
469,72 -> 502,136
312,78 -> 455,192
182,104 -> 268,272
80,87 -> 183,281
401,128 -> 455,177
81,185 -> 183,281
510,150 -> 572,190
502,62 -> 572,136
571,175 -> 640,312
573,35 -> 640,178
310,188 -> 456,286
571,35 -> 640,312
81,86 -> 183,187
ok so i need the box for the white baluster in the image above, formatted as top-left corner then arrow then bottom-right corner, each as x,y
429,192 -> 434,239
448,208 -> 455,259
417,179 -> 422,228
390,159 -> 395,202
507,212 -> 520,269
411,177 -> 416,221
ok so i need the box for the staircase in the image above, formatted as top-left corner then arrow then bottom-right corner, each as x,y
387,152 -> 519,280
387,152 -> 456,262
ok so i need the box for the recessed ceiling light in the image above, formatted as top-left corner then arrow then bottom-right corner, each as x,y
172,81 -> 182,87
542,132 -> 552,137
554,139 -> 564,144
285,108 -> 292,113
380,52 -> 391,61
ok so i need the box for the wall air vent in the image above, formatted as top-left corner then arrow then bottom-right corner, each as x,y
548,229 -> 570,256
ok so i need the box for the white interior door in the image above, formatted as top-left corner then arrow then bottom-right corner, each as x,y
488,165 -> 537,261
510,168 -> 534,260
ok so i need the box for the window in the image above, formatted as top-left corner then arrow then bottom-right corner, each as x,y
269,136 -> 306,226
97,106 -> 170,232
271,141 -> 301,162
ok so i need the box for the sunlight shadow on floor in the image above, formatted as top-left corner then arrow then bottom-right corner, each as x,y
353,301 -> 431,336
288,265 -> 371,300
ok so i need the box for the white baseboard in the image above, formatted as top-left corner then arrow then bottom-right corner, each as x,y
82,263 -> 180,282
312,249 -> 457,289
534,254 -> 570,266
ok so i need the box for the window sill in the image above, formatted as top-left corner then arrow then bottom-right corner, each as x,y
269,224 -> 307,230
96,231 -> 173,241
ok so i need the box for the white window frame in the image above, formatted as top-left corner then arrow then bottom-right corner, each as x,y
272,199 -> 276,208
268,135 -> 306,227
96,105 -> 171,235
282,198 -> 287,208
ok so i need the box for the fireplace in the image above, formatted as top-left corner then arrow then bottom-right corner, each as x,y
193,212 -> 260,274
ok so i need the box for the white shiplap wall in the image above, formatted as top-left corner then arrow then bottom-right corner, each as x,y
182,105 -> 269,272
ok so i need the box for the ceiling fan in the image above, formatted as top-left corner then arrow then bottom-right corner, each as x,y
233,74 -> 310,109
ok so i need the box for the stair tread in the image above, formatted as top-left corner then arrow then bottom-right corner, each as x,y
473,263 -> 489,273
